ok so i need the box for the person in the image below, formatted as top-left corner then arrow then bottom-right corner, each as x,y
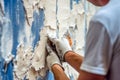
46,0 -> 120,80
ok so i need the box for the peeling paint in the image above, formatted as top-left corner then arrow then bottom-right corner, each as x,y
0,0 -> 98,80
13,44 -> 33,79
13,26 -> 56,80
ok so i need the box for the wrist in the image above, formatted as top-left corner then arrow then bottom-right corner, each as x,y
63,51 -> 74,61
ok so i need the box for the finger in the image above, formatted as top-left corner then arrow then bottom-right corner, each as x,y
65,35 -> 73,46
61,37 -> 68,42
48,36 -> 59,44
61,37 -> 71,46
46,44 -> 53,54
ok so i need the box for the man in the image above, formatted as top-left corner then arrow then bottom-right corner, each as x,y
46,0 -> 120,80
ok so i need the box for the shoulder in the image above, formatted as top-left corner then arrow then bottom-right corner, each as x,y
88,8 -> 110,36
90,7 -> 114,33
89,5 -> 119,45
91,5 -> 117,28
92,8 -> 111,26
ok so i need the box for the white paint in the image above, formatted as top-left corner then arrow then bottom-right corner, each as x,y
44,0 -> 57,29
31,27 -> 48,74
26,68 -> 39,80
1,18 -> 13,59
0,0 -> 14,59
23,0 -> 34,26
57,0 -> 70,38
57,0 -> 70,23
13,44 -> 33,79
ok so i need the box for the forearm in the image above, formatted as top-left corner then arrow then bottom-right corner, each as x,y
64,51 -> 83,73
78,70 -> 105,80
51,64 -> 69,80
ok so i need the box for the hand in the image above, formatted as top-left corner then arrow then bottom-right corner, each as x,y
46,44 -> 62,70
48,36 -> 72,61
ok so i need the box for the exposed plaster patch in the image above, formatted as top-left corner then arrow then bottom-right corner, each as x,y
22,0 -> 45,27
22,0 -> 34,26
26,68 -> 39,80
13,44 -> 33,79
31,27 -> 48,72
44,0 -> 57,30
57,0 -> 70,23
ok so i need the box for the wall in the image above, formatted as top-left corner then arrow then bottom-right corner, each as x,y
0,0 -> 98,80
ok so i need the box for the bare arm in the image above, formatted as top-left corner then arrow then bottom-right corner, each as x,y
64,51 -> 83,73
78,70 -> 105,80
64,51 -> 105,80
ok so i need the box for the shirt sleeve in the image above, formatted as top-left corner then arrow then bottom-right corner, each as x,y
80,20 -> 113,75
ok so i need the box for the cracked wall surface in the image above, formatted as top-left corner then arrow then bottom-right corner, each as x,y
0,0 -> 98,80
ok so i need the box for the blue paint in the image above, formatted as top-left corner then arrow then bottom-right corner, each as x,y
76,0 -> 79,4
0,56 -> 4,80
2,0 -> 51,80
0,22 -> 2,54
0,56 -> 13,80
45,70 -> 54,80
4,0 -> 25,55
72,0 -> 80,4
0,9 -> 4,80
70,0 -> 73,10
31,9 -> 44,49
70,0 -> 81,10
2,0 -> 26,80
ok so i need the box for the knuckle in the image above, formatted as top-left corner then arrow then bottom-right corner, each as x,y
55,40 -> 60,44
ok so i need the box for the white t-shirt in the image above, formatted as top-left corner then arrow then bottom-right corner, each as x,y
80,0 -> 120,80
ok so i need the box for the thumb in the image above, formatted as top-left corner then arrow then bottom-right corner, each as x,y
48,36 -> 59,45
61,37 -> 70,45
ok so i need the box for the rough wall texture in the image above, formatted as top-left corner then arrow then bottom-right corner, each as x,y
0,0 -> 98,80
